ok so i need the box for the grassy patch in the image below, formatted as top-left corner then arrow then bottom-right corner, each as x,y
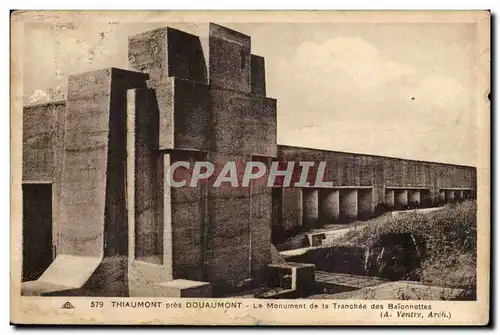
336,201 -> 477,291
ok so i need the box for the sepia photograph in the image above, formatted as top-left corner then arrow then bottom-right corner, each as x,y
10,10 -> 490,325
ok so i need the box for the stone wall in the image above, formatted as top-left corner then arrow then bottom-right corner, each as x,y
22,101 -> 65,249
278,145 -> 476,231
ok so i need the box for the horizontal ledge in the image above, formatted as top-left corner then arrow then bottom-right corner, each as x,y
385,186 -> 430,190
281,185 -> 373,189
159,148 -> 208,154
22,180 -> 53,184
439,188 -> 474,191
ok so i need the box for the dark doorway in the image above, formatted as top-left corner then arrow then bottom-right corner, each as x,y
22,183 -> 53,282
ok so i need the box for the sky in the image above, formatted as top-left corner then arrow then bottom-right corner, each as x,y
22,21 -> 479,166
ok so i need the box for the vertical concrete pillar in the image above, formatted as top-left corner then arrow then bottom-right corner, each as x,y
126,89 -> 177,297
458,190 -> 464,201
302,189 -> 319,227
319,189 -> 340,222
394,189 -> 408,209
439,190 -> 446,203
170,151 -> 206,281
282,188 -> 303,230
408,190 -> 421,207
250,156 -> 272,284
385,189 -> 395,208
445,190 -> 455,203
271,187 -> 283,228
127,88 -> 163,265
339,189 -> 358,220
358,189 -> 373,219
206,154 -> 251,284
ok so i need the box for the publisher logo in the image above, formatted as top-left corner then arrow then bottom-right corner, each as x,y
61,301 -> 75,309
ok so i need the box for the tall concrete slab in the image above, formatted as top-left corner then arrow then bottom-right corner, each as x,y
319,189 -> 340,222
148,80 -> 174,149
23,68 -> 149,296
197,24 -> 277,289
339,189 -> 358,220
209,23 -> 251,93
250,156 -> 272,283
127,88 -> 163,265
60,68 -> 148,258
302,189 -> 319,227
205,153 -> 252,286
128,27 -> 207,85
251,54 -> 266,96
127,91 -> 173,297
169,150 -> 207,281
